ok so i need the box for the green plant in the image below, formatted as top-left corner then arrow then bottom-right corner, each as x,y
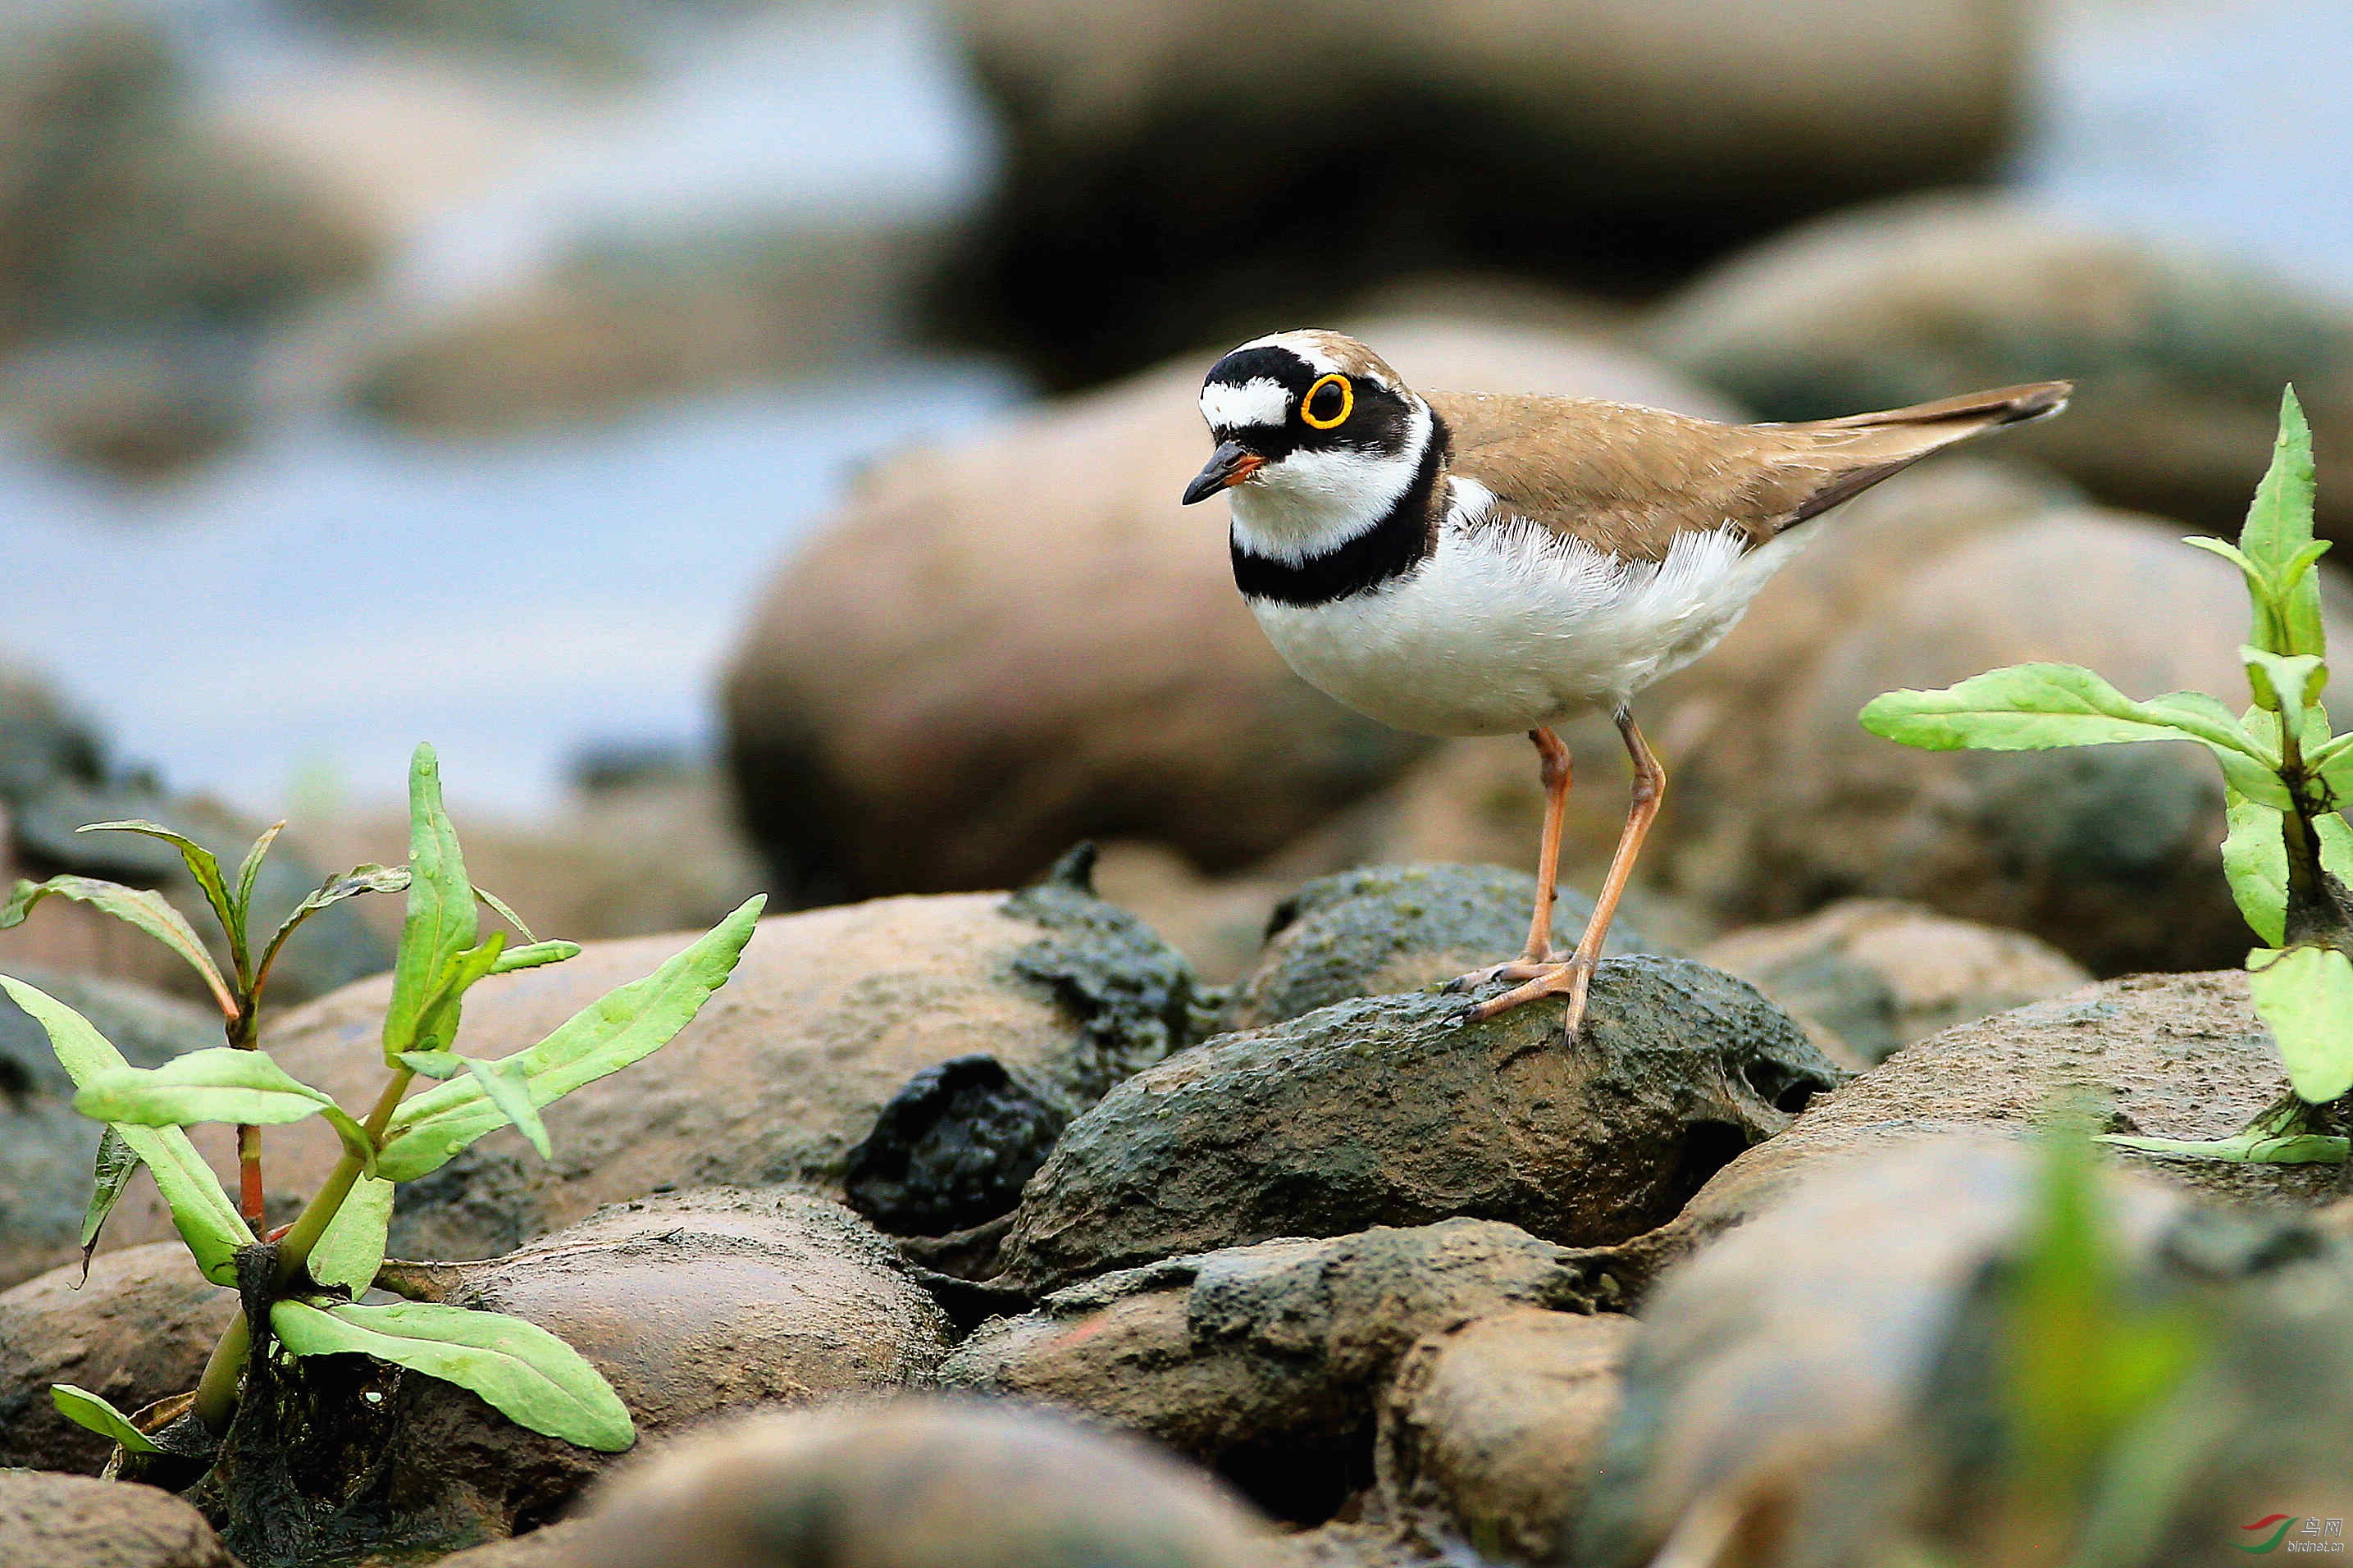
1861,389 -> 2351,1165
2,743 -> 763,1459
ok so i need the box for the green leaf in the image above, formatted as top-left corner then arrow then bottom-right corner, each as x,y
2241,646 -> 2327,718
489,940 -> 579,975
377,896 -> 764,1182
309,1174 -> 394,1294
474,886 -> 538,944
0,975 -> 253,1283
2239,386 -> 2326,658
2222,790 -> 2289,946
383,745 -> 477,1062
395,932 -> 509,1070
269,1299 -> 633,1452
2210,746 -> 2295,810
77,1127 -> 141,1283
256,864 -> 411,993
395,1051 -> 467,1080
230,821 -> 285,950
50,1384 -> 160,1453
0,875 -> 237,1019
464,1055 -> 552,1160
1860,664 -> 2270,765
74,1048 -> 378,1175
2248,943 -> 2353,1103
74,820 -> 238,966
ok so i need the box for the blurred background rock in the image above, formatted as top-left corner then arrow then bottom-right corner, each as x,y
7,0 -> 2353,994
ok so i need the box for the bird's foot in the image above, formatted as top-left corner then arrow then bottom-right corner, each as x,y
1441,952 -> 1567,994
1450,955 -> 1598,1045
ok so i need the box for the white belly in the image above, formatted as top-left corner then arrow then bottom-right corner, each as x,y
1249,520 -> 1809,737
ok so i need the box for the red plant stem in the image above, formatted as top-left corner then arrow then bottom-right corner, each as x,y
237,1126 -> 263,1228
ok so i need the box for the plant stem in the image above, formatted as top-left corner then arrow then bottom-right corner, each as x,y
186,1065 -> 414,1434
228,1003 -> 263,1229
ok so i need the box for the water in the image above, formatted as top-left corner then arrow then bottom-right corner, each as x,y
2,0 -> 2347,820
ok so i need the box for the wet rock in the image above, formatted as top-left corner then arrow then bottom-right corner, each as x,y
937,0 -> 2018,385
105,872 -> 1197,1264
940,1220 -> 1614,1521
1651,193 -> 2353,540
203,1188 -> 952,1561
1699,899 -> 2091,1069
1377,1307 -> 1635,1564
568,1400 -> 1273,1568
721,317 -> 1738,905
0,1242 -> 236,1472
998,958 -> 1839,1292
1223,863 -> 1660,1032
1648,485 -> 2353,976
0,973 -> 222,1290
0,654 -> 103,805
0,1470 -> 238,1568
1089,840 -> 1292,987
1627,973 -> 2344,1289
1576,1137 -> 2353,1568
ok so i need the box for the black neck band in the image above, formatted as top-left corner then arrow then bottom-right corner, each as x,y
1229,415 -> 1449,606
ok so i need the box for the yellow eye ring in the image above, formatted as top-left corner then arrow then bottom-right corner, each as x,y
1301,373 -> 1353,430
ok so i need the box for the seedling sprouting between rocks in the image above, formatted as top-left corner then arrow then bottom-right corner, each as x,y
1863,389 -> 2352,1165
0,742 -> 762,1467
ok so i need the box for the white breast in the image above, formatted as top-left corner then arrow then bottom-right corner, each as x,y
1248,485 -> 1812,737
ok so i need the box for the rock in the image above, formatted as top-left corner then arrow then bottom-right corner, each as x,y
202,1188 -> 953,1561
720,317 -> 1740,905
568,1401 -> 1273,1568
1576,1136 -> 2353,1568
357,220 -> 939,435
0,1242 -> 237,1472
0,973 -> 223,1290
0,335 -> 251,477
1699,899 -> 2091,1069
935,0 -> 2019,385
0,1470 -> 237,1568
1222,863 -> 1661,1032
1650,193 -> 2353,540
0,10 -> 377,472
290,759 -> 767,948
432,1520 -> 591,1568
0,654 -> 103,805
1090,840 -> 1292,987
1640,472 -> 2353,976
1377,1307 -> 1636,1564
997,957 -> 1840,1292
940,1220 -> 1615,1521
103,870 -> 1198,1264
1626,972 -> 2345,1291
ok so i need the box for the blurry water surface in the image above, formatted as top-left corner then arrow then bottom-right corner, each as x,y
1,0 -> 2346,820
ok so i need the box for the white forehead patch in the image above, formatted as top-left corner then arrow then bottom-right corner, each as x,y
1234,330 -> 1341,376
1201,377 -> 1292,431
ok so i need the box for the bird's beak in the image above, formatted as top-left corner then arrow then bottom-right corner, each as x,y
1182,440 -> 1265,505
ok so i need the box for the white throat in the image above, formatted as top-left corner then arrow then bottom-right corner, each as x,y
1226,401 -> 1433,565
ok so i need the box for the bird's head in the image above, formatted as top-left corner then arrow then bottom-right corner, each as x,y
1182,331 -> 1434,551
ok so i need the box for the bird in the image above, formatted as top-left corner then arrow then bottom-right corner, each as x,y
1181,328 -> 2069,1043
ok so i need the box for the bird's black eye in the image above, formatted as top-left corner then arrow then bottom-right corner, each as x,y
1301,373 -> 1352,430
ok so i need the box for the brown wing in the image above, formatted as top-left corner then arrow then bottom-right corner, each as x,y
1427,382 -> 2072,563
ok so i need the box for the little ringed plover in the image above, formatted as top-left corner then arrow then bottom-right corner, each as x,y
1182,328 -> 2070,1042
